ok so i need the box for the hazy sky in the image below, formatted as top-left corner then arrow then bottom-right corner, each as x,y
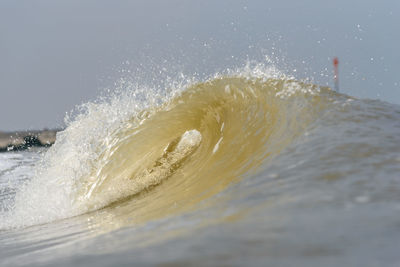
1,0 -> 399,131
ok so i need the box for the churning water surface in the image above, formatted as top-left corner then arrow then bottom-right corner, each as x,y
1,65 -> 400,266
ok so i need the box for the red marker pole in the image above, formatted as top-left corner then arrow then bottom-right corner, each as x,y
333,57 -> 339,92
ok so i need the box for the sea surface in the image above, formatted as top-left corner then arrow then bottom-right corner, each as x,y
1,65 -> 400,266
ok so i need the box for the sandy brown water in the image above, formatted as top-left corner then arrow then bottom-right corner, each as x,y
1,74 -> 400,266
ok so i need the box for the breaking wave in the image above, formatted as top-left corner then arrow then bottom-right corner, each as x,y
4,65 -> 336,228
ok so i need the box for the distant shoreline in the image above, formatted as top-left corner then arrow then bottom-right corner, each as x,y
0,129 -> 60,152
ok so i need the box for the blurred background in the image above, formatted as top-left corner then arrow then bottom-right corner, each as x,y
1,0 -> 399,131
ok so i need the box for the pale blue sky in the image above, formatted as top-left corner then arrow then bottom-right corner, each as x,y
1,0 -> 399,130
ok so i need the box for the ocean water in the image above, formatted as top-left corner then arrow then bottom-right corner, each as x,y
1,65 -> 400,266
